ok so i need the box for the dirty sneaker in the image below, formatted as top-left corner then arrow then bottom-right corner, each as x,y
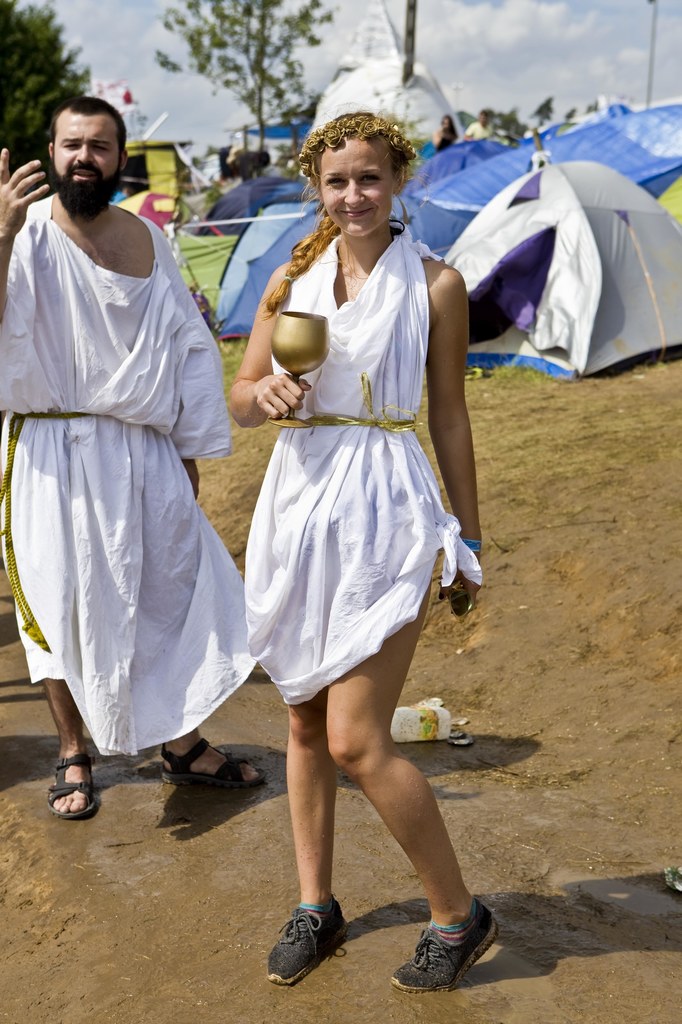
391,900 -> 498,993
267,898 -> 348,985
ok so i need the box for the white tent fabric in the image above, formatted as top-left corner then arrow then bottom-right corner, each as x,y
446,161 -> 682,376
314,0 -> 453,138
336,0 -> 402,67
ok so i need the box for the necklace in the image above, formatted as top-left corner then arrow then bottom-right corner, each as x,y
339,256 -> 372,302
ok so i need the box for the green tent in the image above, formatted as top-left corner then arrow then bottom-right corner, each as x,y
175,234 -> 238,316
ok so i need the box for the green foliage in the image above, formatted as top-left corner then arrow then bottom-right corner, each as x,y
488,107 -> 528,141
272,141 -> 303,179
271,97 -> 320,177
156,0 -> 333,148
0,0 -> 89,167
531,97 -> 554,126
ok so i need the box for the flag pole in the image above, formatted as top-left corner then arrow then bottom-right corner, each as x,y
645,0 -> 658,109
403,0 -> 417,85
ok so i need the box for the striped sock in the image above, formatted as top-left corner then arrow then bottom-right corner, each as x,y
429,898 -> 480,944
299,898 -> 334,916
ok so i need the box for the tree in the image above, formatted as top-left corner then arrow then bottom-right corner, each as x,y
531,97 -> 555,127
0,1 -> 89,167
488,107 -> 528,141
156,0 -> 333,151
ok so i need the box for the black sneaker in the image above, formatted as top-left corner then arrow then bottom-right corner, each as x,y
267,898 -> 348,985
391,900 -> 498,993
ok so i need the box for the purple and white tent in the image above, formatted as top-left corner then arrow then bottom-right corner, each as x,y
446,161 -> 682,377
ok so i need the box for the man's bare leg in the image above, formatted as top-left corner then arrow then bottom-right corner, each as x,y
44,683 -> 260,798
43,678 -> 92,815
163,729 -> 262,783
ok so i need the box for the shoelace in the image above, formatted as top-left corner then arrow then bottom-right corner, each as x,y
280,910 -> 321,945
412,931 -> 450,969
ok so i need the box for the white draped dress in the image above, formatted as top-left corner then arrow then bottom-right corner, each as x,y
245,232 -> 481,704
0,198 -> 254,755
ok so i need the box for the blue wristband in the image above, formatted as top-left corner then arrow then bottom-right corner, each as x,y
461,537 -> 482,552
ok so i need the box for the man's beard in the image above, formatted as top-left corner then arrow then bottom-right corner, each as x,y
49,160 -> 121,221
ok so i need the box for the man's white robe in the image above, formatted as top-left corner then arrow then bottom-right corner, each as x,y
0,197 -> 254,754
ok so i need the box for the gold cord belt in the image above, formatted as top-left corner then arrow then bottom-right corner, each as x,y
277,372 -> 417,432
0,411 -> 89,652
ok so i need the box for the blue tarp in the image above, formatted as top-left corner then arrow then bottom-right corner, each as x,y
540,102 -> 632,142
246,122 -> 311,140
404,205 -> 477,257
405,105 -> 682,251
404,140 -> 507,254
406,138 -> 508,193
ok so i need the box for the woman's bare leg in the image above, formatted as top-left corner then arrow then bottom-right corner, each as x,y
326,591 -> 472,924
285,688 -> 338,904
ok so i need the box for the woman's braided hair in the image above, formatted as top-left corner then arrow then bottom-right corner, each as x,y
264,112 -> 417,315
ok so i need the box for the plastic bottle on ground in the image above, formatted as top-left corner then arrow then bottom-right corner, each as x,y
390,699 -> 452,742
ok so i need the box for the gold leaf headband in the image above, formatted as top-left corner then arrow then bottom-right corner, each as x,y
298,113 -> 417,181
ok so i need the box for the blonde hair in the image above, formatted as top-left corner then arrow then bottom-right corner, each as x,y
265,112 -> 417,315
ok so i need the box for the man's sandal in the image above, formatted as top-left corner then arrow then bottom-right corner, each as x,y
48,753 -> 99,820
160,738 -> 265,789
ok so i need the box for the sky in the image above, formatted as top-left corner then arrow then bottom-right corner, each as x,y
41,0 -> 681,152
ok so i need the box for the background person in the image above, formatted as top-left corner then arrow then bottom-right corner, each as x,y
432,113 -> 458,151
231,112 -> 497,993
464,108 -> 493,140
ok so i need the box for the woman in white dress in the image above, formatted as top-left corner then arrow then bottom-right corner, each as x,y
230,113 -> 498,992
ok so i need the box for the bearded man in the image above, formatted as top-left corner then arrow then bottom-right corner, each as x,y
0,96 -> 263,820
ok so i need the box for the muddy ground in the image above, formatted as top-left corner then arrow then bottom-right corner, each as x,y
1,355 -> 681,1024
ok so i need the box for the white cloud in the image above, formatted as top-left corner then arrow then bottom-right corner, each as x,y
445,0 -> 596,50
36,0 -> 682,150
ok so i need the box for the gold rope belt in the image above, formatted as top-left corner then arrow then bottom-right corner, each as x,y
0,411 -> 89,652
276,372 -> 417,432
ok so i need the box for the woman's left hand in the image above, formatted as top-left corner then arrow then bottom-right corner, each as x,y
439,575 -> 480,617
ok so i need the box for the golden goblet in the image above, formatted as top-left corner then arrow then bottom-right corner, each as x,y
270,311 -> 330,425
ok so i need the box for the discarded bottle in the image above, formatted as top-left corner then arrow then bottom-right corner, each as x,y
390,699 -> 452,742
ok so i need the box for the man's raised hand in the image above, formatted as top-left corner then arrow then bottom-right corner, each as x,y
0,149 -> 50,242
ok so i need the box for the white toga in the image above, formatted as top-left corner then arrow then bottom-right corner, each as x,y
244,232 -> 481,705
0,197 -> 254,754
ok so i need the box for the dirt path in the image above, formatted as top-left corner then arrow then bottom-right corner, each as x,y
1,359 -> 681,1024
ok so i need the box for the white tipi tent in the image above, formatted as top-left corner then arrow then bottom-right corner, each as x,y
314,0 -> 454,138
446,161 -> 682,377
